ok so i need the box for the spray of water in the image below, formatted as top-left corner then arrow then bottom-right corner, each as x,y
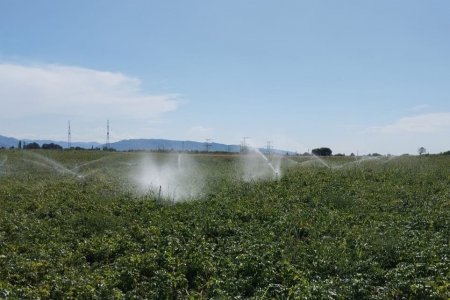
307,155 -> 331,168
71,155 -> 113,172
131,153 -> 204,202
0,155 -> 7,167
240,145 -> 282,181
344,156 -> 380,167
22,152 -> 84,178
253,148 -> 280,175
0,155 -> 7,175
287,155 -> 397,170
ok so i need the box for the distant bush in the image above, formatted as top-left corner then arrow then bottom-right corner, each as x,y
42,143 -> 63,150
442,150 -> 450,155
102,147 -> 117,152
24,142 -> 40,149
369,153 -> 382,157
312,147 -> 332,156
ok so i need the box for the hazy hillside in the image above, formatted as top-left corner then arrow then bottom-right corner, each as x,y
0,135 -> 100,149
0,135 -> 295,154
0,135 -> 19,148
110,139 -> 241,152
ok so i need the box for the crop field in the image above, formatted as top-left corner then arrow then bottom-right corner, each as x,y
0,150 -> 449,299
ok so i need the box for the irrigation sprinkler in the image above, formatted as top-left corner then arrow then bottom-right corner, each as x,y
158,185 -> 162,201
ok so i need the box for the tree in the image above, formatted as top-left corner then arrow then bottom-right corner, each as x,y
312,147 -> 332,156
24,142 -> 40,149
418,147 -> 426,155
42,143 -> 63,150
18,141 -> 22,149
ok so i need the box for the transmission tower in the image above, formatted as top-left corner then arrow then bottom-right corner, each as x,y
241,136 -> 250,153
205,138 -> 212,152
266,141 -> 272,156
241,137 -> 250,153
106,120 -> 110,150
67,121 -> 72,149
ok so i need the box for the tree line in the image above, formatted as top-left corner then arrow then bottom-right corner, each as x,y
18,141 -> 62,150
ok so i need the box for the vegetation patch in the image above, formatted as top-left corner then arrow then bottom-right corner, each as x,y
0,150 -> 449,298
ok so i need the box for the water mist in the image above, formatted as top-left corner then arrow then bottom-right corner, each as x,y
240,146 -> 282,181
131,153 -> 204,202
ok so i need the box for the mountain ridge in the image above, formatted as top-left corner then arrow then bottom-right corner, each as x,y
0,134 -> 295,154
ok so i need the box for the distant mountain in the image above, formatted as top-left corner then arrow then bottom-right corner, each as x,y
0,135 -> 101,149
110,139 -> 241,152
0,135 -> 19,148
110,139 -> 294,154
30,139 -> 102,149
0,134 -> 295,154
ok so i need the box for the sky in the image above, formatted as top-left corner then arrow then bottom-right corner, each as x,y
1,0 -> 449,155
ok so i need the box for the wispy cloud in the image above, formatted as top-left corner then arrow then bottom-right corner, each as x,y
409,104 -> 430,112
370,112 -> 450,134
0,63 -> 180,119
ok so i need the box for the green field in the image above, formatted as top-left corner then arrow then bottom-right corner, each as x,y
0,150 -> 449,299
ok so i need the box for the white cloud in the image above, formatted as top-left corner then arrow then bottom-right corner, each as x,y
0,63 -> 180,119
370,113 -> 450,134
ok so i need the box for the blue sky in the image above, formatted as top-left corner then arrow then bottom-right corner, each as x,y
1,1 -> 449,154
